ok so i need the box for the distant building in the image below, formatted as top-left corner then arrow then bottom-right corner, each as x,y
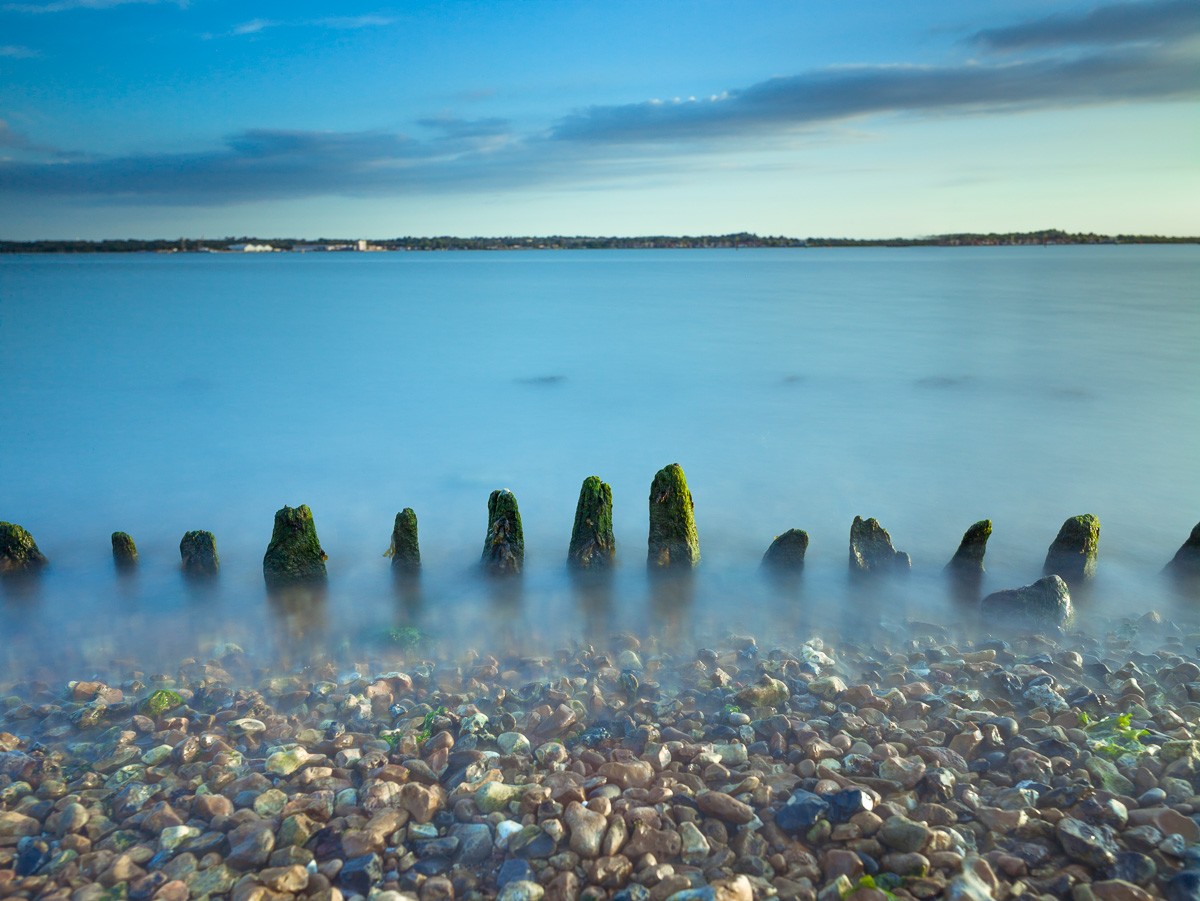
229,243 -> 276,252
357,239 -> 368,252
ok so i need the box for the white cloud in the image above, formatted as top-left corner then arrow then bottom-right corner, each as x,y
0,44 -> 39,57
3,0 -> 185,12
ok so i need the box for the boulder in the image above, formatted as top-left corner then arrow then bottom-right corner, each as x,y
981,575 -> 1072,629
647,463 -> 699,569
179,531 -> 218,576
111,532 -> 138,571
762,529 -> 808,571
568,476 -> 615,570
849,516 -> 910,575
945,520 -> 991,577
263,505 -> 327,588
387,508 -> 421,574
482,489 -> 524,575
1165,523 -> 1200,579
1043,514 -> 1099,584
0,522 -> 47,574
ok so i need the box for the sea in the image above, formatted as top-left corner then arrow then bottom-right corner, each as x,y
2,246 -> 1198,680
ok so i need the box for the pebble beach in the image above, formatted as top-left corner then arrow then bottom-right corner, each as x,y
6,605 -> 1200,901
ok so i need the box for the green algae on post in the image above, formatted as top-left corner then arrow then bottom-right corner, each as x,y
567,476 -> 615,570
945,520 -> 991,576
848,516 -> 910,575
1043,514 -> 1099,585
482,489 -> 524,575
111,531 -> 138,571
762,529 -> 809,572
0,521 -> 47,574
386,508 -> 421,574
263,504 -> 328,589
647,463 -> 699,570
179,530 -> 219,577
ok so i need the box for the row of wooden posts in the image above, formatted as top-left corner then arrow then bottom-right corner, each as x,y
2,464 -> 1199,590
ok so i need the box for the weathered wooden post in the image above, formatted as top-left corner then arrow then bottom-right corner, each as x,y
263,504 -> 327,588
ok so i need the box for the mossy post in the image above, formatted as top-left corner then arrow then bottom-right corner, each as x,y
647,463 -> 699,570
482,489 -> 524,576
0,522 -> 47,575
567,476 -> 615,570
1165,522 -> 1200,580
1043,514 -> 1099,585
762,529 -> 809,572
945,520 -> 991,577
179,530 -> 218,577
387,508 -> 421,575
263,504 -> 328,589
848,516 -> 911,575
111,532 -> 138,571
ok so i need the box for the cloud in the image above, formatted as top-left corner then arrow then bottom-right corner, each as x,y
971,0 -> 1200,52
0,44 -> 39,57
3,0 -> 185,12
318,15 -> 395,30
231,18 -> 278,36
227,14 -> 395,37
550,45 -> 1198,144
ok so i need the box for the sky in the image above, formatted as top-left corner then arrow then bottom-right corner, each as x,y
0,0 -> 1197,239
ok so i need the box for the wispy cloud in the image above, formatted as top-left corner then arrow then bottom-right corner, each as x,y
231,18 -> 278,36
0,44 -> 39,57
318,15 -> 395,30
550,44 -> 1197,144
227,13 -> 395,38
971,0 -> 1200,51
3,0 -> 185,12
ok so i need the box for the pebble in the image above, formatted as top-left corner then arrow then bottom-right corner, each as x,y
5,615 -> 1200,901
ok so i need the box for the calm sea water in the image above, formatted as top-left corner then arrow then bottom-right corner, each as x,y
2,247 -> 1198,677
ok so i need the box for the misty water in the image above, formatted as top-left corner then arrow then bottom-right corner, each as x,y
2,246 -> 1198,680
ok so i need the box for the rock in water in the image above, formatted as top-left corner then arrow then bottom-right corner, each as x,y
482,489 -> 524,575
848,516 -> 910,575
647,463 -> 699,569
263,505 -> 328,588
1165,523 -> 1200,578
1043,514 -> 1099,584
0,522 -> 47,574
111,532 -> 138,571
567,476 -> 615,570
981,575 -> 1072,628
179,531 -> 218,577
387,508 -> 420,574
762,529 -> 808,571
945,520 -> 991,576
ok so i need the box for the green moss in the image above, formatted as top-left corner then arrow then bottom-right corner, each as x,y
111,532 -> 138,570
263,504 -> 327,588
387,508 -> 421,573
0,521 -> 47,574
141,689 -> 182,718
1043,513 -> 1099,583
179,530 -> 218,576
647,463 -> 699,569
945,520 -> 991,573
568,476 -> 615,569
482,489 -> 524,575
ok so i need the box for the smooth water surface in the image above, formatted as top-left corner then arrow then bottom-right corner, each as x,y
2,247 -> 1198,677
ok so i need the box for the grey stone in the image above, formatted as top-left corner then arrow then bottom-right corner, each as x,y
981,575 -> 1072,628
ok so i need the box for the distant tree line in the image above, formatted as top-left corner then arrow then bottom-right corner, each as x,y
2,229 -> 1195,253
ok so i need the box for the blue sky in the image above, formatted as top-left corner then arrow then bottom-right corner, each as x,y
1,0 -> 1197,238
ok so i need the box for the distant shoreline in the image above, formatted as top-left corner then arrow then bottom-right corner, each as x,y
2,229 -> 1197,254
